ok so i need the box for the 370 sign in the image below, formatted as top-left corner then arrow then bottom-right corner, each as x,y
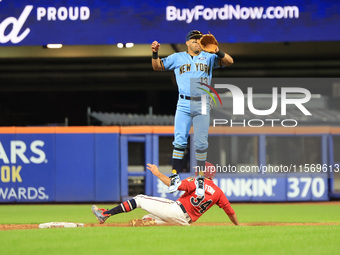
0,5 -> 90,44
287,177 -> 326,199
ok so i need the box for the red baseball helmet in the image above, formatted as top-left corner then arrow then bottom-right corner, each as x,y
195,162 -> 216,179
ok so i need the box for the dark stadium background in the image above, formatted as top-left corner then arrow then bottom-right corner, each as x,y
1,41 -> 340,126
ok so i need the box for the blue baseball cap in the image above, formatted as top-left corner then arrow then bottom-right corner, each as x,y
186,30 -> 203,41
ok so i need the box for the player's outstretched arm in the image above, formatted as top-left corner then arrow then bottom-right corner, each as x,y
151,41 -> 163,71
215,46 -> 234,66
147,163 -> 171,186
228,213 -> 240,226
219,194 -> 239,225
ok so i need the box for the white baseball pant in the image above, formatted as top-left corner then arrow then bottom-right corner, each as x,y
134,195 -> 191,226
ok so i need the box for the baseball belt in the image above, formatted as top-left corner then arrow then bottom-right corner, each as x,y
180,94 -> 201,101
179,203 -> 187,213
176,201 -> 192,223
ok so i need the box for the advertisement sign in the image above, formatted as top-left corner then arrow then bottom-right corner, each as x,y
0,128 -> 121,203
0,127 -> 332,203
0,134 -> 55,202
0,0 -> 339,46
152,174 -> 329,202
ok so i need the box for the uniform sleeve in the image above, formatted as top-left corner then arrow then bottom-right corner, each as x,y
211,54 -> 223,69
217,192 -> 235,216
178,178 -> 196,192
161,53 -> 177,71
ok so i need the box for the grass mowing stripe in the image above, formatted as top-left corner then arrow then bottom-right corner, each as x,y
0,225 -> 339,255
1,204 -> 340,224
200,204 -> 340,223
1,204 -> 339,255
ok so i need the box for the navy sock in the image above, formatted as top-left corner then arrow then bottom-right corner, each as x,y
196,160 -> 205,176
105,199 -> 137,215
172,158 -> 183,174
172,147 -> 185,173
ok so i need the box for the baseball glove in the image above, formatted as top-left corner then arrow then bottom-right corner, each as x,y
199,33 -> 218,53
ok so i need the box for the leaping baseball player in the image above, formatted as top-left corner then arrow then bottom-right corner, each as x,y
150,30 -> 234,196
92,163 -> 239,226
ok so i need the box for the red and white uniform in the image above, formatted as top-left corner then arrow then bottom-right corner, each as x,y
178,177 -> 235,222
135,177 -> 235,225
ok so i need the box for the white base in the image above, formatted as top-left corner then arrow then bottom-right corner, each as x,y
39,222 -> 84,228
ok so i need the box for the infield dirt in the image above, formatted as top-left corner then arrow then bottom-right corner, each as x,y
1,222 -> 340,231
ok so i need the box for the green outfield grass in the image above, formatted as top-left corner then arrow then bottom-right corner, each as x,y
0,203 -> 340,255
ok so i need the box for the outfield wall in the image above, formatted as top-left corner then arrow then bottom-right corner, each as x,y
0,126 -> 339,203
0,127 -> 120,203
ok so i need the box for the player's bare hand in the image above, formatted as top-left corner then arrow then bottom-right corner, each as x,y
151,41 -> 160,52
147,163 -> 160,176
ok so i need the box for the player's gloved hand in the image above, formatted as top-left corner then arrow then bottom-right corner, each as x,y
199,33 -> 218,53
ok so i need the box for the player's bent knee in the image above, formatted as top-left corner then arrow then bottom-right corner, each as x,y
133,194 -> 147,208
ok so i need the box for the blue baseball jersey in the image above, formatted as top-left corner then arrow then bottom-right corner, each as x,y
160,51 -> 222,96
